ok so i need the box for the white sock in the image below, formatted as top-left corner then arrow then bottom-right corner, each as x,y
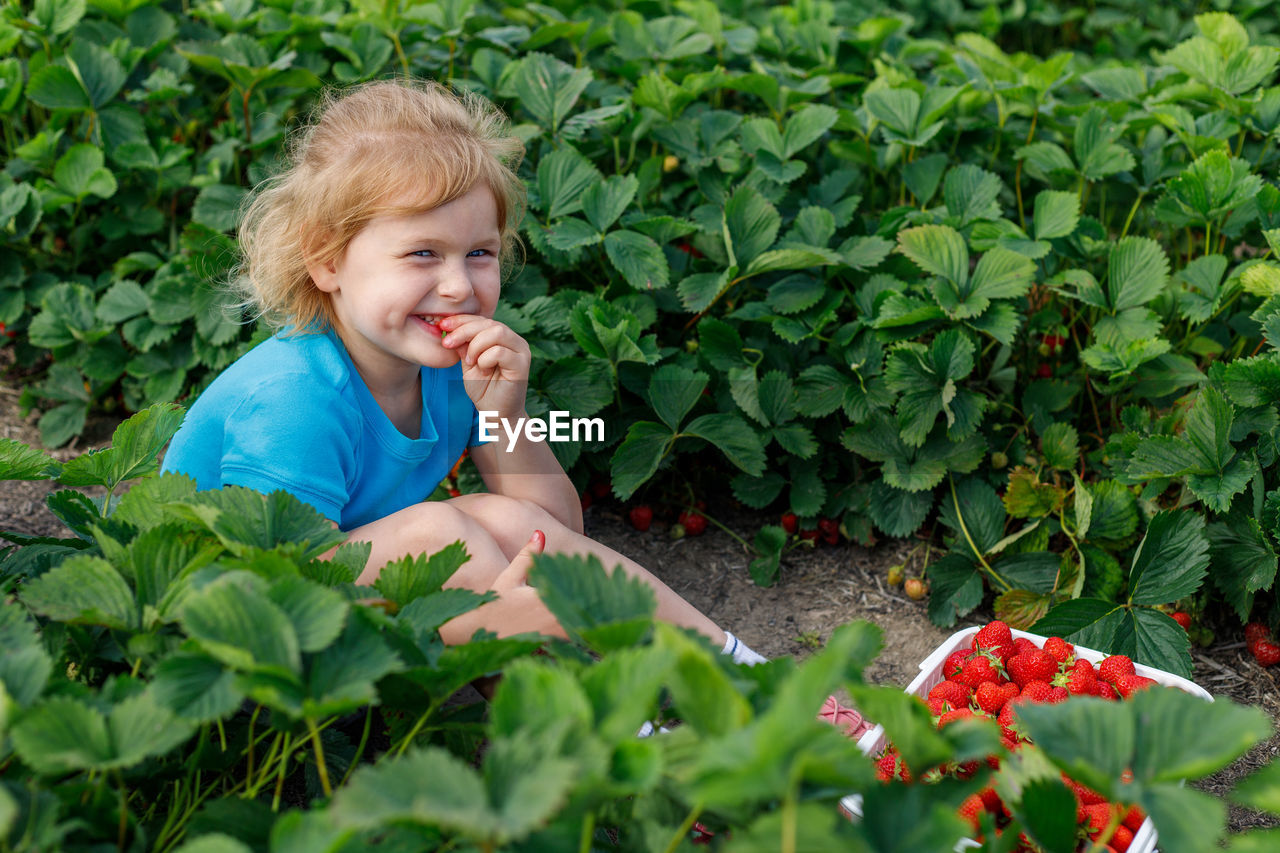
722,631 -> 768,666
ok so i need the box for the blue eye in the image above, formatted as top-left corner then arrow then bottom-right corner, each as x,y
468,249 -> 491,257
411,249 -> 434,257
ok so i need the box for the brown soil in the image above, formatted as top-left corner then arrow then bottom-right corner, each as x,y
3,384 -> 1278,836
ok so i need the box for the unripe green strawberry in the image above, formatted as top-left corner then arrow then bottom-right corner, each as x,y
904,578 -> 927,600
991,451 -> 1008,469
887,564 -> 905,586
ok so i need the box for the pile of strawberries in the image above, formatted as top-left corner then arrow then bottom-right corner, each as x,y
874,620 -> 1158,852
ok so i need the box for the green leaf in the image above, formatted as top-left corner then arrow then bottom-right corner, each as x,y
1073,107 -> 1134,181
268,577 -> 348,654
150,652 -> 242,723
1040,422 -> 1079,470
897,224 -> 968,288
510,52 -> 592,135
938,477 -> 1006,558
0,602 -> 53,706
192,184 -> 248,232
0,439 -> 62,481
609,421 -> 672,500
528,552 -> 656,652
58,403 -> 185,491
1108,237 -> 1170,312
108,691 -> 196,767
748,524 -> 786,586
1086,480 -> 1138,540
177,487 -> 347,561
53,144 -> 117,200
1016,698 -> 1134,796
330,748 -> 492,835
25,64 -> 91,110
21,555 -> 138,630
97,279 -> 150,323
731,471 -> 785,508
1128,510 -> 1210,606
744,247 -> 839,277
604,229 -> 669,291
1032,190 -> 1081,240
536,147 -> 601,220
305,608 -> 402,716
1208,515 -> 1278,621
180,572 -> 302,675
1015,777 -> 1080,853
374,542 -> 470,608
1231,759 -> 1280,815
724,186 -> 780,269
868,480 -> 934,537
782,103 -> 838,157
1130,686 -> 1270,783
677,270 -> 730,313
10,696 -> 110,774
33,0 -> 86,36
943,163 -> 1003,226
1143,784 -> 1226,853
581,174 -> 638,232
648,364 -> 706,431
926,553 -> 983,627
683,412 -> 766,475
653,622 -> 751,737
68,39 -> 126,109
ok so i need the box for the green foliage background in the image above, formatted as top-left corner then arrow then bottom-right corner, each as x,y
7,0 -> 1280,666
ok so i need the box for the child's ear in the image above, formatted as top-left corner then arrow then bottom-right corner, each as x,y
301,227 -> 340,293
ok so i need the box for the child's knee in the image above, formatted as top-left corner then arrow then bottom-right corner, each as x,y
448,493 -> 559,553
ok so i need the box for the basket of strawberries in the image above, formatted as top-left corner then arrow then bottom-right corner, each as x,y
838,620 -> 1211,852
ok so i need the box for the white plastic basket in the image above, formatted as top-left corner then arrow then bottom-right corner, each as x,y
839,626 -> 1212,853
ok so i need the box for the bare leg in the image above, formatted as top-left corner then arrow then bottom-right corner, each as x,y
343,502 -> 563,642
446,493 -> 727,646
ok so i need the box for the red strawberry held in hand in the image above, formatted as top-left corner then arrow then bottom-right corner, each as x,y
628,505 -> 653,531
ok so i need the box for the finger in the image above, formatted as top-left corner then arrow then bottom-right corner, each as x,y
459,325 -> 525,365
440,316 -> 497,349
492,529 -> 545,592
473,343 -> 528,374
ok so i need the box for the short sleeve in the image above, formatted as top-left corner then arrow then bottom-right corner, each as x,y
219,379 -> 359,523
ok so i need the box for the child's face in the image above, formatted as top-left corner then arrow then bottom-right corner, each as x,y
309,184 -> 502,385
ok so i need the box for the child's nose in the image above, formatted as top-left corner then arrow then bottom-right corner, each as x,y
435,262 -> 475,301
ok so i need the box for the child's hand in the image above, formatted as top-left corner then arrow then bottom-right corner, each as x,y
438,314 -> 531,417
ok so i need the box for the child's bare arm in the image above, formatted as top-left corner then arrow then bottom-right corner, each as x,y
438,313 -> 583,533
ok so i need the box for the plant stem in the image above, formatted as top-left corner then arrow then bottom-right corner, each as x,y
661,803 -> 704,853
271,733 -> 293,811
307,717 -> 332,797
948,476 -> 1011,592
1119,191 -> 1145,239
115,770 -> 128,851
339,706 -> 375,788
578,812 -> 595,853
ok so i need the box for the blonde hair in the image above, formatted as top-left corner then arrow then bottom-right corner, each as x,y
234,78 -> 526,332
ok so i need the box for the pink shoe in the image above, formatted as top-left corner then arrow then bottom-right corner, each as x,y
818,695 -> 873,739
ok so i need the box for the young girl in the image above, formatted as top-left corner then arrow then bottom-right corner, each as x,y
161,78 -> 767,665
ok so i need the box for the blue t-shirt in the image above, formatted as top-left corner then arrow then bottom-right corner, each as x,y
162,329 -> 479,529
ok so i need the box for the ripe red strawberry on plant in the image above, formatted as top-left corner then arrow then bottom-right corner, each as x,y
678,509 -> 707,536
780,512 -> 798,533
818,517 -> 839,545
1170,611 -> 1192,631
1245,622 -> 1270,644
1248,632 -> 1280,667
628,505 -> 653,531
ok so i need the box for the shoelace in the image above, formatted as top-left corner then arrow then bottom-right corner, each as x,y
817,694 -> 873,739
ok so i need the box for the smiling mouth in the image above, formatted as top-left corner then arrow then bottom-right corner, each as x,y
414,314 -> 448,336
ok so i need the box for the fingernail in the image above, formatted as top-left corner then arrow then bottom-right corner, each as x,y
530,530 -> 545,549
